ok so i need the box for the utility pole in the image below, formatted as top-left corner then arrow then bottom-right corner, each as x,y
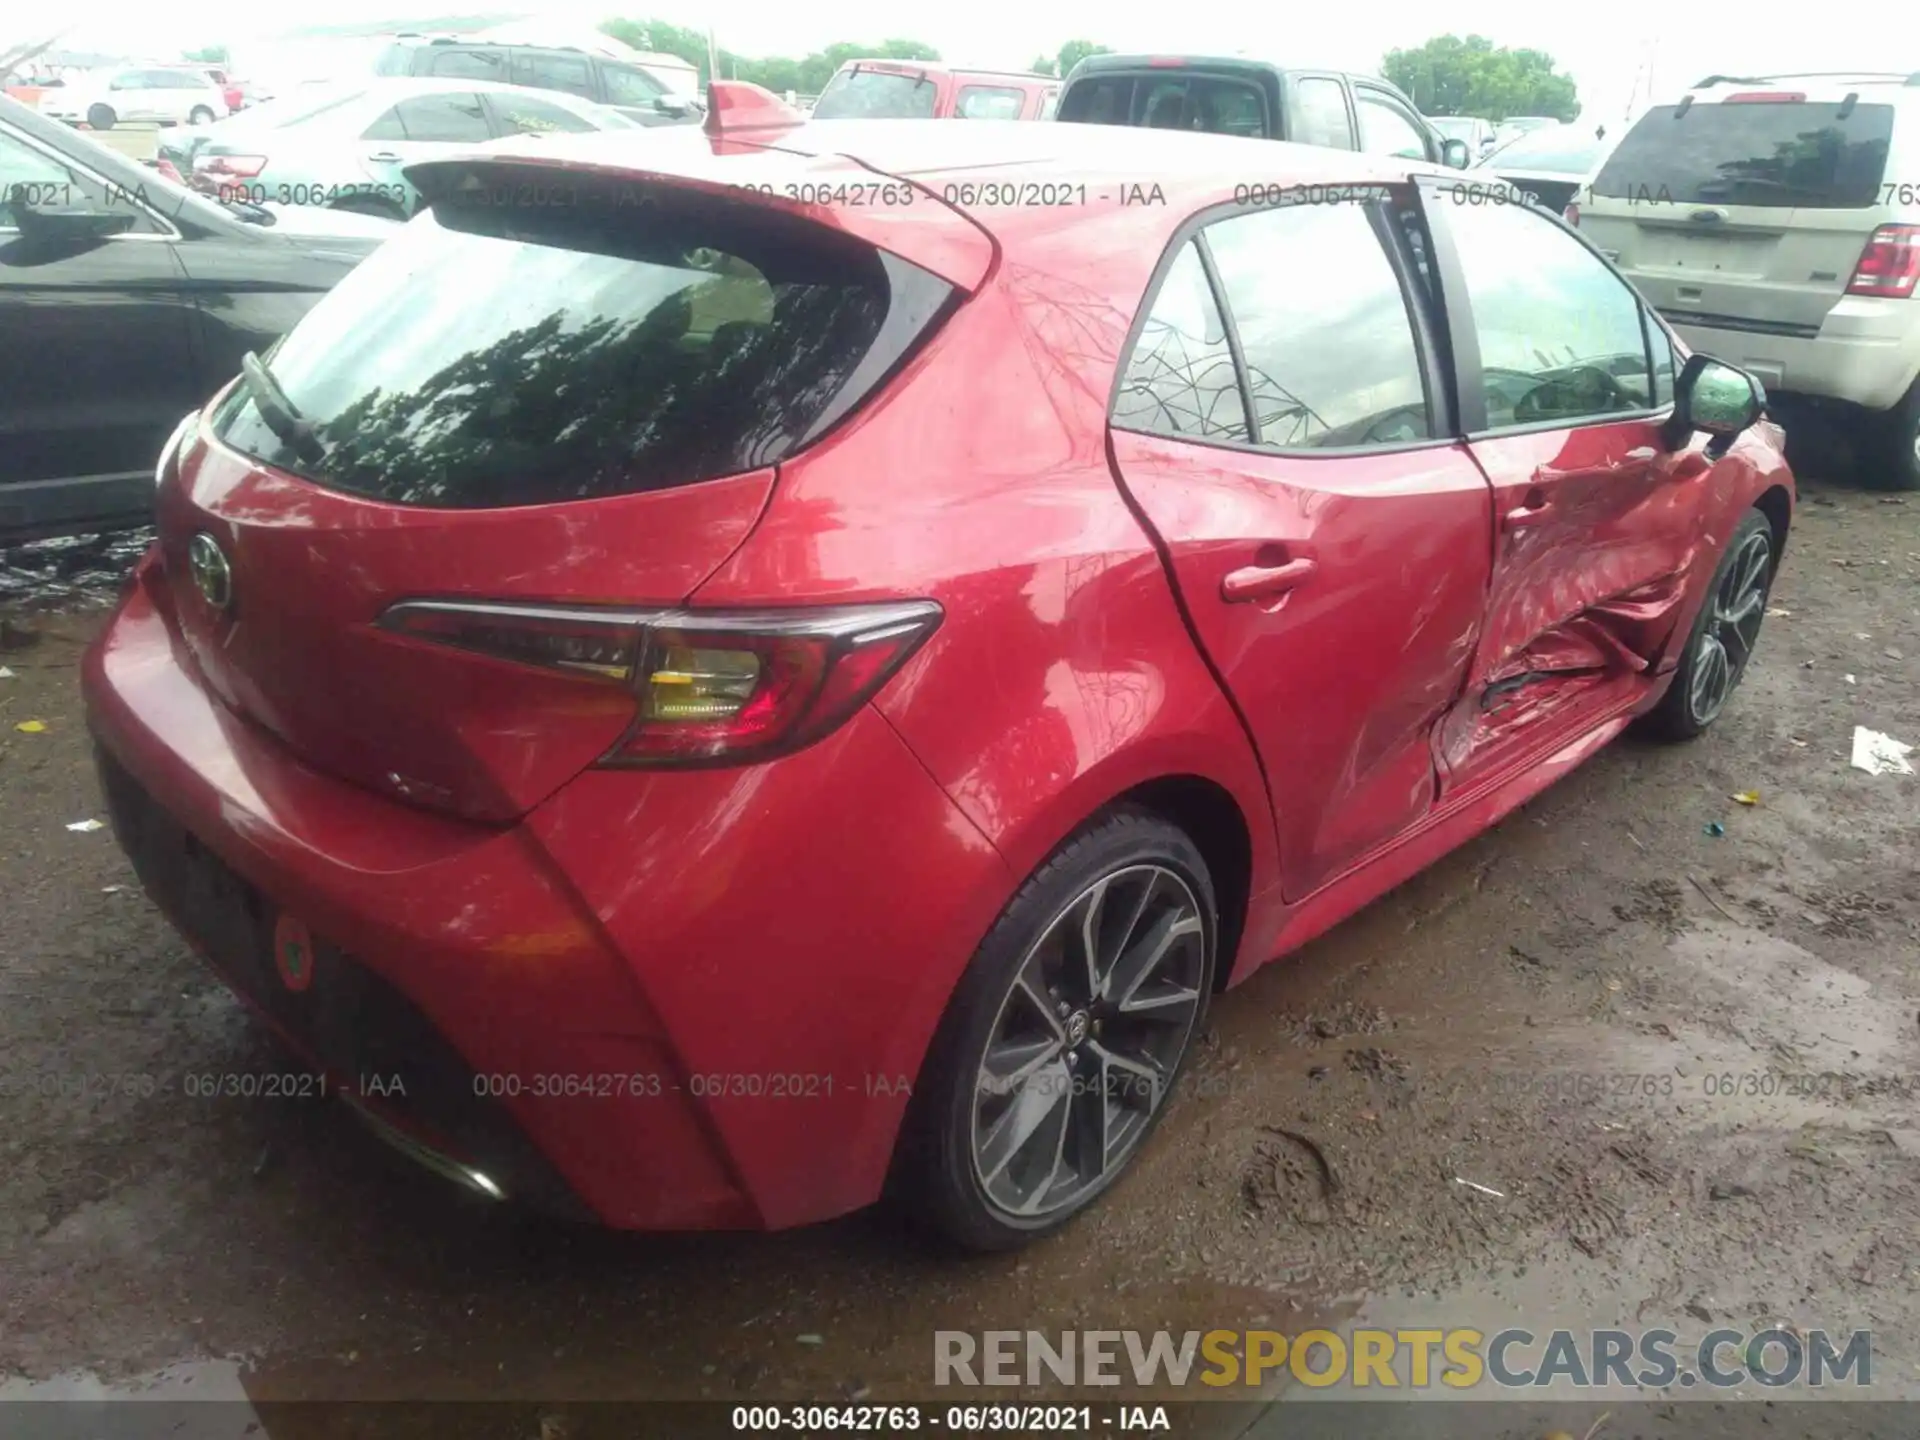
707,26 -> 721,87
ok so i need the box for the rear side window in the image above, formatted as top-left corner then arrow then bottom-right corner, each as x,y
1290,78 -> 1353,149
489,93 -> 598,135
427,49 -> 511,83
1593,101 -> 1894,209
1039,88 -> 1059,120
1113,242 -> 1248,442
1206,202 -> 1432,449
1057,75 -> 1133,125
811,68 -> 938,119
514,51 -> 596,101
602,64 -> 665,105
362,94 -> 491,143
956,86 -> 1024,120
210,174 -> 955,508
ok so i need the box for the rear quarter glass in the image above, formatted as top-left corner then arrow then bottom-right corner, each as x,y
1592,100 -> 1895,209
209,173 -> 955,508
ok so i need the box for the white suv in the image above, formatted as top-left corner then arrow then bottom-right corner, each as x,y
40,66 -> 232,131
1577,72 -> 1920,489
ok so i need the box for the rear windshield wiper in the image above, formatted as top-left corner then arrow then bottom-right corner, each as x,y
238,352 -> 323,463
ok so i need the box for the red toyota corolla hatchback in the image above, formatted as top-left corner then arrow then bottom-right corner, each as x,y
84,85 -> 1793,1250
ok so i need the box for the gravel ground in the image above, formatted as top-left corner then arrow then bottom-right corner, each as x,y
0,474 -> 1915,1424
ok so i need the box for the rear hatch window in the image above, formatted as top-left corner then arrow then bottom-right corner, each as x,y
811,67 -> 938,119
210,168 -> 954,507
1591,100 -> 1894,209
1057,71 -> 1269,137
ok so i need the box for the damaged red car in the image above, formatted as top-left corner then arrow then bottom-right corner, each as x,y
84,86 -> 1793,1250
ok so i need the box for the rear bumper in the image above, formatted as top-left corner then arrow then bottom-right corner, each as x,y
84,554 -> 1011,1230
1666,296 -> 1920,412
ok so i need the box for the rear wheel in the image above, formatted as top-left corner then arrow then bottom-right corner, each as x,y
188,105 -> 216,126
1870,381 -> 1920,492
905,809 -> 1216,1251
1643,509 -> 1775,740
86,104 -> 116,130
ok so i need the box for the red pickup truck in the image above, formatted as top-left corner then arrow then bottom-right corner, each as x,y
811,60 -> 1058,120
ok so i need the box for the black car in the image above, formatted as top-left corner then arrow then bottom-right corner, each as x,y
371,37 -> 702,127
1056,55 -> 1470,170
0,95 -> 390,541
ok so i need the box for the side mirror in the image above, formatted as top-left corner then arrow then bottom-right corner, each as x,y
1439,137 -> 1471,170
654,95 -> 690,117
9,198 -> 137,252
1665,354 -> 1766,458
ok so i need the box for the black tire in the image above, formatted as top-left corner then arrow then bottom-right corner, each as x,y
1868,381 -> 1920,492
189,105 -> 216,126
331,195 -> 406,221
1643,508 -> 1776,741
902,807 -> 1217,1251
86,104 -> 116,130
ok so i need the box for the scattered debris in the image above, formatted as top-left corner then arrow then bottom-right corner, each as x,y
1708,1181 -> 1753,1200
1454,1176 -> 1505,1198
1730,790 -> 1761,806
797,1334 -> 825,1347
13,719 -> 47,734
1790,737 -> 1810,747
0,666 -> 13,679
1844,674 -> 1857,686
1688,875 -> 1741,923
65,819 -> 104,833
100,885 -> 125,894
1889,648 -> 1906,661
1685,1301 -> 1715,1323
1851,726 -> 1914,776
1765,607 -> 1791,617
1703,821 -> 1726,837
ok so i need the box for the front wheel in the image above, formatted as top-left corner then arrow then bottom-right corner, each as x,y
86,104 -> 116,130
1643,508 -> 1776,740
904,809 -> 1216,1251
188,105 -> 216,126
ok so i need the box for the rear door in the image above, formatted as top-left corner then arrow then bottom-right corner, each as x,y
1421,182 -> 1707,790
1580,95 -> 1897,345
1108,191 -> 1494,899
357,92 -> 495,206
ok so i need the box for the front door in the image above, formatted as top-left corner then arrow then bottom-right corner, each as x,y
0,121 -> 200,535
1108,193 -> 1493,899
1421,185 -> 1714,790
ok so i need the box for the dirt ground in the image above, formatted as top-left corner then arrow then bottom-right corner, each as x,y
0,469 -> 1916,1428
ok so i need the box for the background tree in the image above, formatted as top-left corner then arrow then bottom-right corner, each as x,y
601,19 -> 937,92
183,44 -> 231,64
1053,40 -> 1110,79
1381,34 -> 1577,120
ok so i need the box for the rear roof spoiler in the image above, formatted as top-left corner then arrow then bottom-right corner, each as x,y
704,79 -> 807,137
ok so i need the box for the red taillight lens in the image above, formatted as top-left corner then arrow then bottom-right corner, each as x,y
195,153 -> 267,178
379,600 -> 942,767
1563,200 -> 1580,227
1847,224 -> 1920,299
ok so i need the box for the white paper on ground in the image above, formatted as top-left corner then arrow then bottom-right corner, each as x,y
1851,726 -> 1915,776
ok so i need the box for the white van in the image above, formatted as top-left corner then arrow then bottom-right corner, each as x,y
1577,72 -> 1920,489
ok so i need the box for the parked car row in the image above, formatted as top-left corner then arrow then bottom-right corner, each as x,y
57,77 -> 1795,1250
40,65 -> 235,130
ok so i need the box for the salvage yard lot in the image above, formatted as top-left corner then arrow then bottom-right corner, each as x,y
0,478 -> 1916,1407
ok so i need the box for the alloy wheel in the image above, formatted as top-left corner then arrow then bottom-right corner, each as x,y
1688,528 -> 1771,726
969,863 -> 1207,1222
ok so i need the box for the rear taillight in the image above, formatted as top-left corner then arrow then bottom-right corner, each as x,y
1563,200 -> 1580,227
152,157 -> 184,183
379,600 -> 942,767
196,153 -> 266,178
1847,224 -> 1920,299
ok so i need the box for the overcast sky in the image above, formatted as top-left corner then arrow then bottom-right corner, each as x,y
12,3 -> 1917,125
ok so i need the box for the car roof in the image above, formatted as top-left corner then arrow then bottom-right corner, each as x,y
1681,73 -> 1920,102
831,59 -> 1049,81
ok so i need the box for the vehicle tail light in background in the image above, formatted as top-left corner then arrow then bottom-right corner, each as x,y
379,600 -> 942,767
1563,200 -> 1580,227
152,157 -> 184,183
1846,225 -> 1920,298
195,153 -> 267,178
1725,91 -> 1806,103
